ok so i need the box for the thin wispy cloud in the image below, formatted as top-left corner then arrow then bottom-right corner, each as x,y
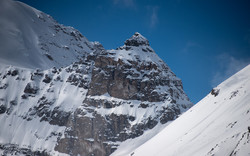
147,6 -> 159,28
182,41 -> 202,53
150,6 -> 158,28
211,53 -> 250,87
113,0 -> 135,8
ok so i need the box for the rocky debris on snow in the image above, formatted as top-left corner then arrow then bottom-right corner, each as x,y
211,88 -> 220,97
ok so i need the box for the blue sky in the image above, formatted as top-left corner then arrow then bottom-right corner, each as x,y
18,0 -> 250,103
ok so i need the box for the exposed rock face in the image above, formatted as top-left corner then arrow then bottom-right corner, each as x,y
53,33 -> 193,156
0,1 -> 193,155
88,33 -> 184,103
0,32 -> 192,156
124,32 -> 150,46
0,144 -> 50,156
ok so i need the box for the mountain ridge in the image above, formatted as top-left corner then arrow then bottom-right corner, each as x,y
0,0 -> 96,70
0,1 -> 192,155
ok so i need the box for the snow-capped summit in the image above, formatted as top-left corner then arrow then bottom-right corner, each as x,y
124,32 -> 150,47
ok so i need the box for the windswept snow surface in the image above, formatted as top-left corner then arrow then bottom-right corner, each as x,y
0,0 -> 94,70
128,64 -> 250,156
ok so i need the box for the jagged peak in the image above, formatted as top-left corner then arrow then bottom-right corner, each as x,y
124,32 -> 149,46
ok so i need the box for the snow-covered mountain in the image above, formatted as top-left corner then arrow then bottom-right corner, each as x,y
0,1 -> 192,155
0,0 -> 96,69
128,64 -> 250,156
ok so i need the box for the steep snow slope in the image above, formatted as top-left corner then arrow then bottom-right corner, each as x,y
0,0 -> 95,69
129,64 -> 250,156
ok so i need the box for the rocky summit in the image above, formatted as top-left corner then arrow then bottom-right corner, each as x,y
0,1 -> 192,156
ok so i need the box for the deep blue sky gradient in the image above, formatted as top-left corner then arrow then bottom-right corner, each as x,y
18,0 -> 250,103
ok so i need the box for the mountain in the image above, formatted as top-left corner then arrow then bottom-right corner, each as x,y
129,64 -> 250,156
0,0 -> 96,70
0,1 -> 192,156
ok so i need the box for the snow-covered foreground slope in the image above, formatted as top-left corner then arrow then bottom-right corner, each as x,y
129,64 -> 250,156
0,0 -> 95,69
